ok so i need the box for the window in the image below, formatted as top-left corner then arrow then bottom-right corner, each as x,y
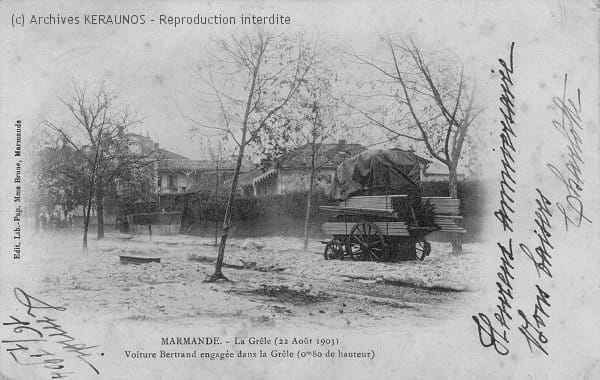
128,142 -> 142,154
168,175 -> 177,189
157,177 -> 162,189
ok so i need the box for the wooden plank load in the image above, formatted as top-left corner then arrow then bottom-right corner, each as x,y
322,221 -> 409,236
319,205 -> 398,219
337,195 -> 407,210
422,197 -> 465,233
433,215 -> 466,233
421,197 -> 460,215
320,195 -> 466,236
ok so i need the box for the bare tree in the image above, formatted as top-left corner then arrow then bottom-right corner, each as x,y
300,106 -> 339,250
96,134 -> 158,238
345,33 -> 483,199
33,138 -> 87,228
274,68 -> 339,250
343,33 -> 483,254
41,83 -> 144,251
185,29 -> 318,282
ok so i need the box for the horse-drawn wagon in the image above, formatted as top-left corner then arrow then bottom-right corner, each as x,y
320,149 -> 464,261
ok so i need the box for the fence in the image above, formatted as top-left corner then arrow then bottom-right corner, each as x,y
122,211 -> 183,236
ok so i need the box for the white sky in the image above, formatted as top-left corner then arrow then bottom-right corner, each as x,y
1,0 -> 597,169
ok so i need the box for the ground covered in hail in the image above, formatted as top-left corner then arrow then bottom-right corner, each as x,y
12,230 -> 488,329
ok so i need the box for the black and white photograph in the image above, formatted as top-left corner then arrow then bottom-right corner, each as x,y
1,1 -> 599,379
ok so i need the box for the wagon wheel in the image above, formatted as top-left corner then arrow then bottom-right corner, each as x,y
324,241 -> 344,260
415,240 -> 431,261
347,222 -> 389,262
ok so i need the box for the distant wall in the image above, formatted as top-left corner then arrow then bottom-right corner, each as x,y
129,224 -> 180,235
121,211 -> 183,236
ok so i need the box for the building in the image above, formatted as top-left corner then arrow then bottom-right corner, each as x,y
235,139 -> 364,196
120,131 -> 236,195
236,140 -> 441,197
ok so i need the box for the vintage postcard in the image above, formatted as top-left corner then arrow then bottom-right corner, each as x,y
1,0 -> 599,379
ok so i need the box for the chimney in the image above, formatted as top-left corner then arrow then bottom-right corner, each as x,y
117,126 -> 124,139
337,139 -> 346,152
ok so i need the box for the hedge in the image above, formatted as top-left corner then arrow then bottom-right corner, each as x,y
179,180 -> 487,240
180,191 -> 335,237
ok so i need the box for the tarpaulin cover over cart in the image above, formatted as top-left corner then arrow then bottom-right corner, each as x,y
330,149 -> 424,201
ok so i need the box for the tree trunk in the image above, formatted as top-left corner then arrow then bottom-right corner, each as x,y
209,146 -> 246,282
303,151 -> 316,250
96,178 -> 105,240
448,167 -> 458,199
83,183 -> 94,252
83,140 -> 101,252
34,205 -> 40,232
214,162 -> 220,246
448,166 -> 462,254
83,211 -> 89,251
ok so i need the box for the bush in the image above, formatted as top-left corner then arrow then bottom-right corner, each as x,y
180,191 -> 334,237
180,180 -> 487,240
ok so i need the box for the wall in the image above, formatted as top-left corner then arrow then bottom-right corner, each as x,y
129,224 -> 180,235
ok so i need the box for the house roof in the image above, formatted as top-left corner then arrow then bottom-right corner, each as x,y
156,148 -> 201,171
125,132 -> 153,141
232,167 -> 266,187
156,149 -> 237,172
276,143 -> 431,170
192,160 -> 238,171
234,144 -> 432,189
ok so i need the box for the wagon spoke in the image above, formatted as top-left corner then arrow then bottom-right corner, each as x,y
348,222 -> 389,262
414,240 -> 431,261
353,235 -> 365,246
355,233 -> 365,245
369,249 -> 380,261
324,241 -> 344,260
